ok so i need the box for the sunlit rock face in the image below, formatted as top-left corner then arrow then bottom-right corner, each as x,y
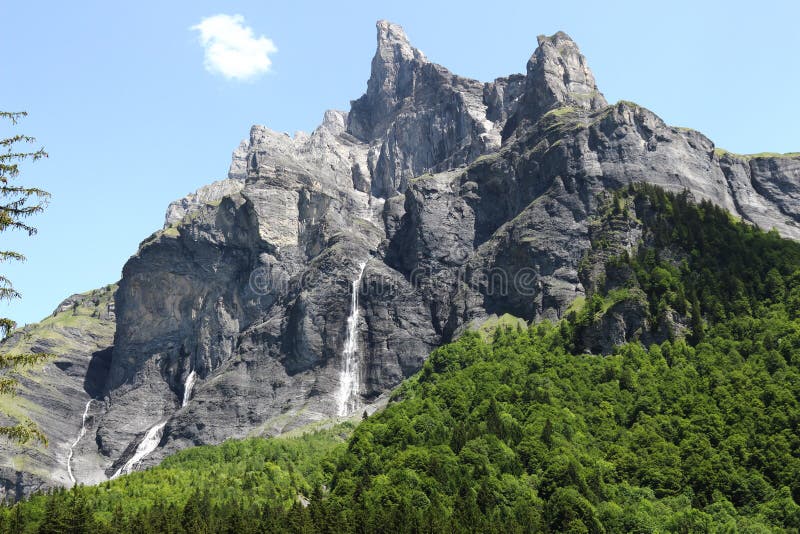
2,20 -> 798,499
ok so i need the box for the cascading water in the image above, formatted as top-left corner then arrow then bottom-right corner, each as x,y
111,370 -> 196,479
112,421 -> 167,478
182,370 -> 197,407
336,262 -> 367,417
66,399 -> 93,485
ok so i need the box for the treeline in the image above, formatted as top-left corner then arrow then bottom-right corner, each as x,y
2,185 -> 800,532
0,427 -> 351,533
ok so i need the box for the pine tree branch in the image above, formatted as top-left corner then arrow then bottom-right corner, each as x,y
0,135 -> 37,147
0,111 -> 51,448
0,251 -> 26,263
0,112 -> 28,125
0,352 -> 52,369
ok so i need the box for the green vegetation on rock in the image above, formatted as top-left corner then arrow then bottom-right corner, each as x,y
1,285 -> 116,360
715,147 -> 800,160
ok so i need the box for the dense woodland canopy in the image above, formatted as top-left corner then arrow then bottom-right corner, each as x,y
2,186 -> 800,532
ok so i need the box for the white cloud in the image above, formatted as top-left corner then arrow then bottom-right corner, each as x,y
191,14 -> 277,81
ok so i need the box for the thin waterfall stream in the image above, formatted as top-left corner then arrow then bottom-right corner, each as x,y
112,421 -> 167,478
112,370 -> 197,479
182,370 -> 197,407
336,262 -> 367,416
66,399 -> 94,485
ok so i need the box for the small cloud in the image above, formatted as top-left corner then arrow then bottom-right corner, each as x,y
191,14 -> 277,81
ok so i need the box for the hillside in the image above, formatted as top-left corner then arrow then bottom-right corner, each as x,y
0,286 -> 116,498
3,186 -> 799,532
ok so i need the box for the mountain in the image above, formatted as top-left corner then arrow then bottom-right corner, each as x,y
0,286 -> 115,498
4,186 -> 800,531
1,20 -> 799,499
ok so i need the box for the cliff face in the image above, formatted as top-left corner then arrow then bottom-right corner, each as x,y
2,21 -> 798,496
0,286 -> 116,498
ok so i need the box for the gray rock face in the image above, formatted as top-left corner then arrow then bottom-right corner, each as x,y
3,20 -> 799,494
503,31 -> 607,138
348,20 -> 509,198
0,286 -> 116,500
164,178 -> 245,227
749,156 -> 800,223
719,152 -> 800,236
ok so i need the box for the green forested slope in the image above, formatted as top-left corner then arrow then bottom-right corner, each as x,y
3,186 -> 800,533
1,425 -> 352,533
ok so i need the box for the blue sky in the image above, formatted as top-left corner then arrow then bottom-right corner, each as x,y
2,0 -> 798,326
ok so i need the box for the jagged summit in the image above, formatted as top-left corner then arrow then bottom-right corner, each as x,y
347,20 -> 429,142
350,22 -> 607,152
375,20 -> 425,63
503,30 -> 606,138
349,20 -> 511,195
229,22 -> 608,198
530,31 -> 606,111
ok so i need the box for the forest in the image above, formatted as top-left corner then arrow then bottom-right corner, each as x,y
2,186 -> 799,533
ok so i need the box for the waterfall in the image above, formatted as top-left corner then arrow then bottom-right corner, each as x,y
112,421 -> 167,478
110,369 -> 195,479
182,370 -> 197,407
66,399 -> 93,485
336,262 -> 366,417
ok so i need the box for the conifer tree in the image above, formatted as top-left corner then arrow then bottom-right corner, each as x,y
37,492 -> 68,534
0,111 -> 50,444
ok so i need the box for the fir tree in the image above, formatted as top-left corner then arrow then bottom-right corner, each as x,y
0,111 -> 51,444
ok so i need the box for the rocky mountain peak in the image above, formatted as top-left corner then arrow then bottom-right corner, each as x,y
529,31 -> 606,111
347,20 -> 428,141
504,31 -> 607,137
348,21 -> 506,197
375,20 -> 424,64
320,109 -> 348,134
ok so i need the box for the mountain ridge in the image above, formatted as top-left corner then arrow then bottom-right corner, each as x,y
0,20 -> 798,499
